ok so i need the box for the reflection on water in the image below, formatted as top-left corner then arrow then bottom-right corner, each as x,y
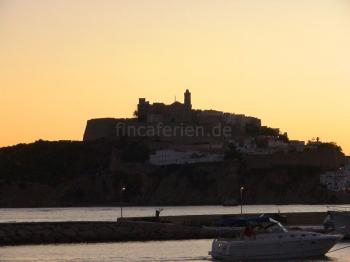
0,205 -> 346,223
0,240 -> 349,262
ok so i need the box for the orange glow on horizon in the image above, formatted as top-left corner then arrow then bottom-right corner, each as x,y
1,0 -> 350,154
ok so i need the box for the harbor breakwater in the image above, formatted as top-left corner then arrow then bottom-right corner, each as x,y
0,212 -> 327,246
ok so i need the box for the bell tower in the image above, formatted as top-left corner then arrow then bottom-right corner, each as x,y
184,89 -> 192,110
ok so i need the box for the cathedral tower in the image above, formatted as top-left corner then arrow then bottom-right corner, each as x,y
184,89 -> 192,110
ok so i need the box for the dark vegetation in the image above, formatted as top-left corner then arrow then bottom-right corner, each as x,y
0,139 -> 347,207
0,140 -> 111,185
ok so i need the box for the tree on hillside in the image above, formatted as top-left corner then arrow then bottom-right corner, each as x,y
224,143 -> 242,161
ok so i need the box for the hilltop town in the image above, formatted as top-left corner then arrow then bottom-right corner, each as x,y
84,89 -> 317,166
0,90 -> 347,207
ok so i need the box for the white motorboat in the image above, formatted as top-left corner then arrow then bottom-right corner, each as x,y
210,217 -> 342,261
324,206 -> 350,238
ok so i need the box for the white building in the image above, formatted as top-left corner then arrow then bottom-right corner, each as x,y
267,138 -> 289,152
289,140 -> 305,152
149,149 -> 224,166
320,165 -> 350,192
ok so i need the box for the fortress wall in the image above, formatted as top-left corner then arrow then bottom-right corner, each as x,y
83,118 -> 237,144
83,118 -> 117,141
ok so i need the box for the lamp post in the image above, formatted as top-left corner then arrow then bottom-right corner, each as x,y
120,187 -> 126,218
240,186 -> 245,215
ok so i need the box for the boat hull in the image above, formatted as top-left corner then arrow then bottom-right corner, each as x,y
326,211 -> 350,238
210,233 -> 341,260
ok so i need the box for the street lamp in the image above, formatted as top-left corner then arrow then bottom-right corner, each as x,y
240,186 -> 245,215
120,187 -> 126,218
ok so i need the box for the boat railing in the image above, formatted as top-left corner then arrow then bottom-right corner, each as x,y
327,205 -> 350,212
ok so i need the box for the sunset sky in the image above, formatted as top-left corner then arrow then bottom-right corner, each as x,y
1,0 -> 350,153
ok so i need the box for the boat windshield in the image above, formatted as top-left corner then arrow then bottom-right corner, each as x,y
264,221 -> 288,233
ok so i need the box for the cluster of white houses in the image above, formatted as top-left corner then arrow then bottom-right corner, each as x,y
149,149 -> 224,166
150,143 -> 350,195
230,137 -> 305,155
320,165 -> 350,192
149,138 -> 306,166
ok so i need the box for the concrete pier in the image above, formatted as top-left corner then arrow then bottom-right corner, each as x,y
139,212 -> 327,226
0,221 -> 225,246
0,212 -> 327,246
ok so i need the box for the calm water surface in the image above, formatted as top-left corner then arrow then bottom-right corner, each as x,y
1,205 -> 350,261
0,205 -> 346,223
0,240 -> 350,262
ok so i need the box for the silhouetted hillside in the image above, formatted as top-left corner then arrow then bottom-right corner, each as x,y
0,140 -> 348,207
